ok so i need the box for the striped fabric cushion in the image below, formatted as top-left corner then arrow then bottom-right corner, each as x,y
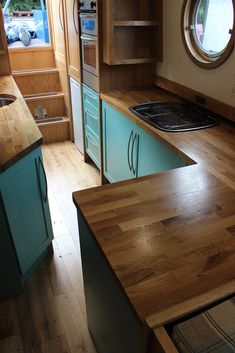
172,297 -> 235,353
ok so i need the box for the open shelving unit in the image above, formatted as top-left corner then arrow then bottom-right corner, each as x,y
102,0 -> 163,65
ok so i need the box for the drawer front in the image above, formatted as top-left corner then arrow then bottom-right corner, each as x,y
85,127 -> 100,168
83,100 -> 99,137
82,84 -> 99,111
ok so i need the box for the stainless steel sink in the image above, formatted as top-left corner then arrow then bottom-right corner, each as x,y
0,94 -> 17,108
130,101 -> 218,132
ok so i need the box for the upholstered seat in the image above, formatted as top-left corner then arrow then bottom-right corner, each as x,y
172,297 -> 235,353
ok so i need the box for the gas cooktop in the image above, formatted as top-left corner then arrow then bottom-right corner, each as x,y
129,101 -> 218,132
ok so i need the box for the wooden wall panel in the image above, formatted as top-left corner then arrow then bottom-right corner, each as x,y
9,48 -> 55,71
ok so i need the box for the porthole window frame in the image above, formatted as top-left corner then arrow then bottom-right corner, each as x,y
181,0 -> 235,69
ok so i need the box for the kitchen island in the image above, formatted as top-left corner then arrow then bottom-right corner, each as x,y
0,75 -> 53,298
73,88 -> 235,353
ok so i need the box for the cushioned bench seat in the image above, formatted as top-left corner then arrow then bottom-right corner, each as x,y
172,297 -> 235,353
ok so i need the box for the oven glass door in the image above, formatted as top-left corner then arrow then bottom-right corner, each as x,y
80,14 -> 97,35
81,35 -> 98,76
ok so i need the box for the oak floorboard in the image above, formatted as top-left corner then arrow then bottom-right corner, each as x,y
0,141 -> 99,353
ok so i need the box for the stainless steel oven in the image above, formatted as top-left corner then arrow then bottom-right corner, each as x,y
80,11 -> 99,90
80,13 -> 97,35
81,33 -> 98,77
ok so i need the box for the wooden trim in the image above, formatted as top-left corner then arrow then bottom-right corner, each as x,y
9,46 -> 54,53
154,75 -> 235,123
13,68 -> 59,77
153,327 -> 179,353
181,0 -> 235,69
146,279 -> 235,329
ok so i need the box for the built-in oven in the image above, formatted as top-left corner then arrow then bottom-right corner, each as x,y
80,13 -> 97,35
81,33 -> 98,77
80,9 -> 99,91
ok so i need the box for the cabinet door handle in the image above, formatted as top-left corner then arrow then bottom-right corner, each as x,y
59,0 -> 64,31
73,0 -> 79,35
84,89 -> 98,101
86,133 -> 99,147
85,108 -> 98,120
81,35 -> 97,42
131,133 -> 139,176
127,130 -> 133,171
38,157 -> 48,202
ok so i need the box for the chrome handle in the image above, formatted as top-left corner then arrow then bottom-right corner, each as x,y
73,0 -> 79,35
59,0 -> 64,31
131,133 -> 137,175
85,108 -> 98,120
36,156 -> 48,202
131,133 -> 139,176
84,89 -> 98,101
39,156 -> 48,202
135,134 -> 140,176
127,130 -> 133,171
80,13 -> 97,18
86,133 -> 99,147
81,35 -> 97,42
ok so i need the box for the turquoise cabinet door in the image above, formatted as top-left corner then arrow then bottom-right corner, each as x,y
78,212 -> 146,353
0,147 -> 53,277
102,102 -> 136,183
137,126 -> 186,177
82,84 -> 100,168
82,84 -> 99,138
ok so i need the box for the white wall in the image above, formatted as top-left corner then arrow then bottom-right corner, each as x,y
156,0 -> 235,107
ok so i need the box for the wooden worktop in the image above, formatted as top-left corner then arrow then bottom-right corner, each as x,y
73,87 -> 235,330
0,75 -> 42,172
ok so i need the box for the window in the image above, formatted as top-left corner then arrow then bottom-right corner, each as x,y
181,0 -> 235,68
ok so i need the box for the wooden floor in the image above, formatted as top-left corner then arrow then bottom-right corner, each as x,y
0,142 -> 100,353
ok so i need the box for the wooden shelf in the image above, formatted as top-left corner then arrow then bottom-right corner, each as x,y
103,0 -> 163,66
110,57 -> 160,65
112,20 -> 160,27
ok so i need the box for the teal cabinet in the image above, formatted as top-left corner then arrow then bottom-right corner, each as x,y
102,101 -> 186,183
102,102 -> 137,182
0,147 -> 53,297
78,211 -> 147,353
137,125 -> 186,177
82,84 -> 100,169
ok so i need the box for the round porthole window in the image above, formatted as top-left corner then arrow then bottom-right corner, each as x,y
182,0 -> 235,68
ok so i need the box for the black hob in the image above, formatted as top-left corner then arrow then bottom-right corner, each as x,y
129,101 -> 218,132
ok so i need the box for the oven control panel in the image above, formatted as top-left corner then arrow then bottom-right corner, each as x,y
79,0 -> 96,12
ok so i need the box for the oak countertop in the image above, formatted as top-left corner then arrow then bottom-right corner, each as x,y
73,88 -> 235,330
0,75 -> 42,173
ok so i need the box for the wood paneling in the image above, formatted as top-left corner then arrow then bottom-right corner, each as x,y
13,69 -> 61,96
38,118 -> 70,143
9,47 -> 55,71
154,75 -> 235,123
0,76 -> 42,172
56,58 -> 71,117
49,0 -> 67,64
25,93 -> 66,118
64,0 -> 81,81
100,63 -> 155,92
152,327 -> 179,353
